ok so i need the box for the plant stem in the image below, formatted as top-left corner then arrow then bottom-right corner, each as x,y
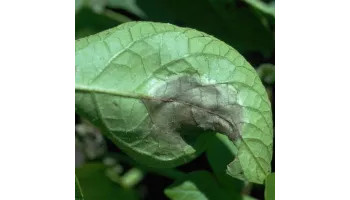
242,182 -> 254,195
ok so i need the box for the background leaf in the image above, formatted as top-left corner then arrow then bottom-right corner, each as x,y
164,171 -> 257,200
164,171 -> 233,200
107,0 -> 146,18
75,0 -> 84,14
75,7 -> 121,39
75,21 -> 273,184
75,175 -> 84,200
264,173 -> 275,200
243,0 -> 275,18
75,163 -> 139,200
206,133 -> 244,194
133,0 -> 274,57
86,0 -> 109,14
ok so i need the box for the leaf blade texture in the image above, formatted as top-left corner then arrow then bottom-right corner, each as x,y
75,21 -> 273,183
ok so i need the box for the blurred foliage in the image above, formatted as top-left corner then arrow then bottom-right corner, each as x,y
264,173 -> 275,200
135,0 -> 274,57
75,0 -> 275,199
76,163 -> 139,200
206,134 -> 245,196
76,0 -> 275,57
164,171 -> 257,200
75,120 -> 106,161
164,171 -> 233,200
75,175 -> 84,200
257,63 -> 275,84
75,7 -> 121,39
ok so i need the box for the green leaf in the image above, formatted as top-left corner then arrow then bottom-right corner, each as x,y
75,175 -> 84,200
86,0 -> 108,14
243,0 -> 275,18
75,163 -> 138,200
164,171 -> 233,200
75,21 -> 273,183
107,167 -> 145,189
107,0 -> 146,18
265,173 -> 275,200
75,7 -> 121,39
134,0 -> 274,57
206,133 -> 244,193
164,171 -> 257,200
75,0 -> 84,14
244,196 -> 258,200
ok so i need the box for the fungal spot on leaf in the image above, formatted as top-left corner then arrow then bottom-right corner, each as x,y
142,76 -> 243,143
75,22 -> 273,183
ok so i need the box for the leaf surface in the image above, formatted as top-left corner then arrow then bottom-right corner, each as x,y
75,22 -> 273,183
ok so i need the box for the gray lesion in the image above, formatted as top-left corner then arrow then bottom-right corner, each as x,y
142,76 -> 243,144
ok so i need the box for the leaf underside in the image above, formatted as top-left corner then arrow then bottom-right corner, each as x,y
75,21 -> 273,184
